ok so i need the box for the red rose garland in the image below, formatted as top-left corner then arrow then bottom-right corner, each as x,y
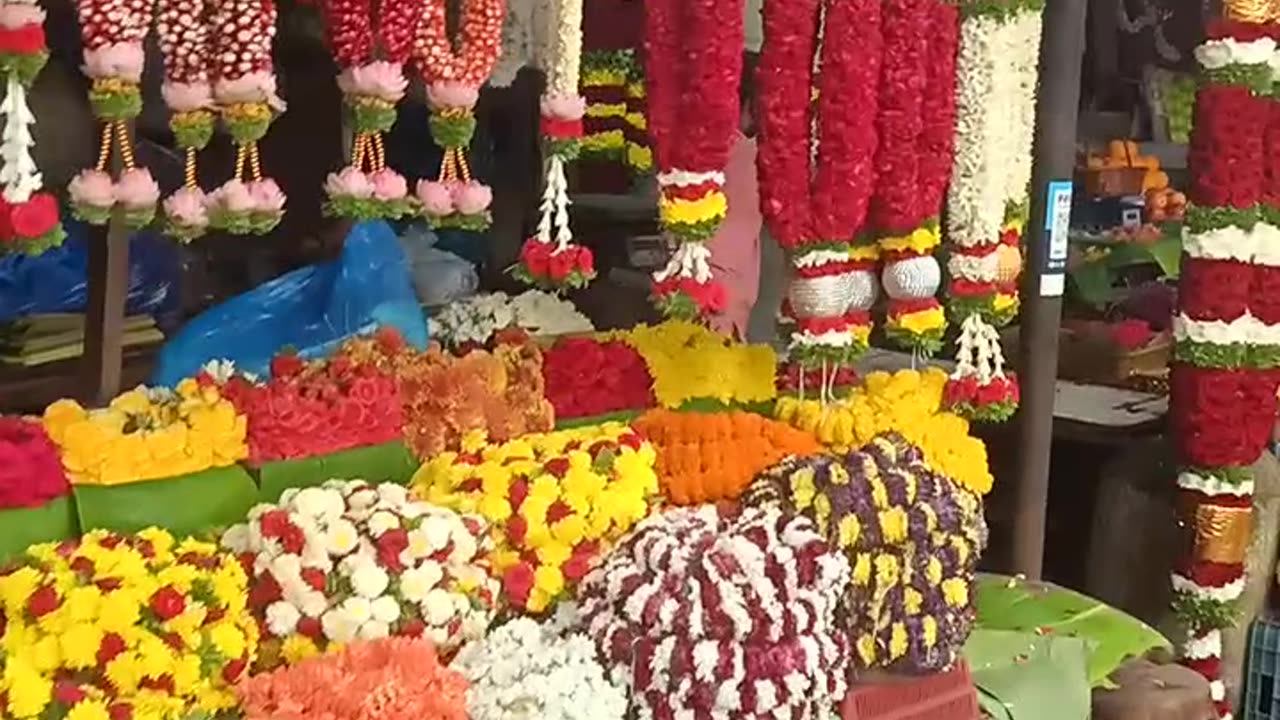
644,0 -> 744,320
411,0 -> 503,232
320,0 -> 421,222
155,0 -> 216,241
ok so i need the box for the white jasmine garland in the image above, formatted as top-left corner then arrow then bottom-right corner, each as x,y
492,0 -> 536,87
1003,9 -> 1041,212
793,249 -> 853,268
652,241 -> 713,284
947,252 -> 1000,283
530,0 -> 584,255
951,314 -> 1008,386
790,329 -> 857,350
946,15 -> 1003,249
1171,573 -> 1246,604
0,74 -> 41,203
1194,37 -> 1277,70
1173,312 -> 1280,346
658,168 -> 725,188
1184,629 -> 1222,660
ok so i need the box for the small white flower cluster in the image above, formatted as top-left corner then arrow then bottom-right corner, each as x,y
200,358 -> 258,384
573,505 -> 850,720
951,314 -> 1007,386
1194,36 -> 1276,71
430,290 -> 593,347
453,617 -> 627,720
221,480 -> 497,653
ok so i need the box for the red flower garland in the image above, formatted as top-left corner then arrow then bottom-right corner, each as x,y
916,0 -> 959,219
1189,85 -> 1266,209
870,0 -> 928,235
0,417 -> 70,510
541,337 -> 656,419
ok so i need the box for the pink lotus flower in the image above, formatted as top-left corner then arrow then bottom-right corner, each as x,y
114,168 -> 159,208
339,62 -> 408,103
68,169 -> 114,208
82,42 -> 145,82
215,72 -> 286,111
248,179 -> 286,213
0,4 -> 44,30
325,167 -> 374,199
369,169 -> 408,201
425,82 -> 479,111
161,81 -> 213,112
210,179 -> 255,214
452,181 -> 492,215
163,187 -> 209,228
415,180 -> 454,216
540,93 -> 587,121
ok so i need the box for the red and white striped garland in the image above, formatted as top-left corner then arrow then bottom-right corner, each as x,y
155,0 -> 215,240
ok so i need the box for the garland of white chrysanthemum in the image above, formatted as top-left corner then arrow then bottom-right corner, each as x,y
0,74 -> 40,203
946,13 -> 1003,252
492,0 -> 536,87
1002,11 -> 1039,216
535,0 -> 582,253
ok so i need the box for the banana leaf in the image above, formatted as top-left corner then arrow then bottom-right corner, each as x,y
0,495 -> 79,561
73,465 -> 260,537
554,410 -> 644,429
975,573 -> 1171,687
963,628 -> 1091,720
253,441 -> 420,503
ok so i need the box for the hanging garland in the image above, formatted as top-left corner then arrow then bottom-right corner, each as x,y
206,0 -> 286,234
69,0 -> 160,230
644,0 -> 744,320
0,0 -> 63,254
321,0 -> 421,222
758,0 -> 881,380
514,0 -> 596,291
155,0 -> 214,241
411,0 -> 504,232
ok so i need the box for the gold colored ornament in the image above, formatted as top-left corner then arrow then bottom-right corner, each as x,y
1226,0 -> 1271,23
1189,503 -> 1252,565
995,245 -> 1022,285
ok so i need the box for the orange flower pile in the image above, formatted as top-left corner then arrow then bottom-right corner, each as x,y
632,409 -> 822,505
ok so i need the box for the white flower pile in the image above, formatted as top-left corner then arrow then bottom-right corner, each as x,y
572,505 -> 850,720
453,617 -> 627,720
221,480 -> 498,653
429,290 -> 593,347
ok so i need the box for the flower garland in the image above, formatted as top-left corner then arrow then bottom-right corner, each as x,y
412,0 -> 503,231
944,312 -> 1020,422
68,0 -> 160,230
514,0 -> 597,291
541,337 -> 655,419
41,380 -> 249,485
413,423 -> 659,613
0,528 -> 258,720
321,0 -> 421,222
237,637 -> 468,720
0,416 -> 69,509
758,0 -> 882,370
750,433 -> 988,671
0,0 -> 62,255
452,617 -> 628,720
155,0 -> 215,240
630,408 -> 822,504
1172,15 -> 1280,717
428,290 -> 593,350
644,0 -> 744,319
571,505 -> 851,719
611,320 -> 777,408
205,0 -> 286,235
221,481 -> 498,664
579,49 -> 650,173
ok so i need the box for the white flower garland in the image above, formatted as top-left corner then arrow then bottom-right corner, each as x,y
453,618 -> 628,720
0,73 -> 40,203
1003,10 -> 1041,214
947,15 -> 1004,250
533,0 -> 584,254
951,313 -> 1008,386
1195,36 -> 1276,69
493,0 -> 536,87
429,290 -> 594,347
1173,312 -> 1280,346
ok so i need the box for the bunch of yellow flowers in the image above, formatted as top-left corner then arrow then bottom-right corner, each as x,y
612,321 -> 776,408
775,368 -> 993,495
413,422 -> 659,613
0,528 -> 259,720
42,379 -> 248,486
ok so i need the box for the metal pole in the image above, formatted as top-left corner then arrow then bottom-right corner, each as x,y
1011,0 -> 1088,578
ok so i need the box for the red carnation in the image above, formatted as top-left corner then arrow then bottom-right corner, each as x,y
520,239 -> 553,276
0,417 -> 70,510
269,353 -> 306,379
149,586 -> 186,620
9,194 -> 59,239
300,567 -> 327,591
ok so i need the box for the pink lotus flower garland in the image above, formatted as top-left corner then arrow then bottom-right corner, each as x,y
238,637 -> 468,720
572,505 -> 850,719
155,0 -> 215,240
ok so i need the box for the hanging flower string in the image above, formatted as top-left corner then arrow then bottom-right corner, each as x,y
514,0 -> 596,291
644,0 -> 744,320
156,0 -> 214,241
206,0 -> 286,235
944,313 -> 1019,422
0,0 -> 63,254
321,0 -> 421,221
68,0 -> 160,229
412,0 -> 503,232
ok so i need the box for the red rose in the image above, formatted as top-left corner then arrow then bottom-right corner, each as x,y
548,250 -> 576,281
574,246 -> 595,275
0,24 -> 44,55
27,584 -> 59,617
0,194 -> 12,242
943,375 -> 978,406
9,193 -> 58,239
1252,265 -> 1280,325
521,239 -> 552,276
149,586 -> 186,620
975,379 -> 1010,406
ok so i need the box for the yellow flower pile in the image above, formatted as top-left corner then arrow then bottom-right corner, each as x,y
42,379 -> 248,486
613,321 -> 777,408
775,368 -> 993,495
0,528 -> 258,720
413,423 -> 659,613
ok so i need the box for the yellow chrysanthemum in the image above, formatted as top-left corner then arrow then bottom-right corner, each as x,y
878,225 -> 941,254
890,307 -> 947,336
658,190 -> 728,228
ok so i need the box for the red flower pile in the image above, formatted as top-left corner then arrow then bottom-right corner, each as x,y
0,417 -> 70,509
542,337 -> 655,419
218,350 -> 403,464
515,239 -> 595,290
1190,84 -> 1266,209
776,361 -> 857,393
1171,366 -> 1280,469
943,373 -> 1020,424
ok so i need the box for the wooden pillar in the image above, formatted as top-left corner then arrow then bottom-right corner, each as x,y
80,219 -> 129,406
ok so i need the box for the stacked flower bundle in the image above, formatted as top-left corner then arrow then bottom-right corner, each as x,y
631,409 -> 822,505
42,380 -> 248,485
572,505 -> 850,718
541,337 -> 655,419
749,434 -> 988,672
220,481 -> 497,665
0,416 -> 69,509
579,48 -> 650,175
238,637 -> 467,720
613,321 -> 776,408
414,423 -> 659,613
428,290 -> 593,350
218,347 -> 402,464
452,617 -> 627,720
0,528 -> 259,719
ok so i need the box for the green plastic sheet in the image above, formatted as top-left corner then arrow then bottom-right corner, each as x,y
964,628 -> 1091,720
0,495 -> 80,561
72,465 -> 259,537
253,441 -> 420,503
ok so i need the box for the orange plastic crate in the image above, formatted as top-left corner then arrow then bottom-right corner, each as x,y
841,661 -> 981,720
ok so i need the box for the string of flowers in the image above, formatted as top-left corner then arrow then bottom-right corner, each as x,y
611,320 -> 776,408
579,48 -> 650,173
630,408 -> 822,504
944,312 -> 1020,422
428,289 -> 593,350
541,336 -> 655,420
0,416 -> 69,509
206,0 -> 287,234
644,0 -> 744,319
759,0 -> 882,376
320,0 -> 421,221
155,0 -> 215,240
0,0 -> 62,254
412,0 -> 503,231
68,0 -> 160,230
514,0 -> 596,291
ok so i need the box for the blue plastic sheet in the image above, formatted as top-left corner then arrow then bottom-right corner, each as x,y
0,222 -> 181,325
151,221 -> 428,386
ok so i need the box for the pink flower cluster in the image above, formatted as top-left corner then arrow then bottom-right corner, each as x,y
415,179 -> 492,218
69,167 -> 159,214
0,417 -> 70,510
338,61 -> 409,103
327,167 -> 410,203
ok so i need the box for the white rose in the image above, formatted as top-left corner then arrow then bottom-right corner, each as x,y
265,601 -> 301,637
358,620 -> 391,640
399,564 -> 444,603
370,595 -> 402,624
423,587 -> 458,626
1195,40 -> 1233,70
220,525 -> 250,553
367,511 -> 400,538
325,519 -> 360,556
375,483 -> 409,507
350,562 -> 391,598
321,608 -> 360,644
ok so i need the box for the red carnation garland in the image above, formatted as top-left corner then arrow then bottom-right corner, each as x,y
541,337 -> 655,419
0,416 -> 70,510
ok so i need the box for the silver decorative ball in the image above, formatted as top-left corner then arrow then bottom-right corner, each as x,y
881,256 -> 942,300
788,273 -> 856,318
845,269 -> 878,312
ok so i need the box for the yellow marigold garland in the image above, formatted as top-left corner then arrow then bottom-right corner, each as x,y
612,321 -> 777,408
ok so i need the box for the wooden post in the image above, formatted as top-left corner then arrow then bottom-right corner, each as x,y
80,217 -> 129,406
